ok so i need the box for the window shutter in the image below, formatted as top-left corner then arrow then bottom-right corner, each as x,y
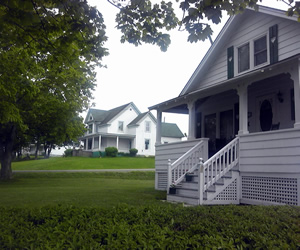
269,24 -> 278,64
227,46 -> 234,79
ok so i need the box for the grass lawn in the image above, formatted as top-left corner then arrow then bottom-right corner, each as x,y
0,172 -> 163,208
12,156 -> 155,170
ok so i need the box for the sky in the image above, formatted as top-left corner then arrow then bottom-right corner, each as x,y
86,0 -> 289,136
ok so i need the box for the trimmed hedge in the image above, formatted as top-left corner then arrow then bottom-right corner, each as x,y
105,147 -> 118,157
0,205 -> 299,249
129,148 -> 138,157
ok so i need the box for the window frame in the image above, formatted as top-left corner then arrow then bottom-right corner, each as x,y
145,139 -> 150,150
145,121 -> 151,132
235,33 -> 269,75
118,121 -> 124,132
88,124 -> 93,134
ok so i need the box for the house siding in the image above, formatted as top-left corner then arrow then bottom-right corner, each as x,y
239,128 -> 300,173
193,11 -> 300,92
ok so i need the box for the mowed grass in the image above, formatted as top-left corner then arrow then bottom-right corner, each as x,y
0,172 -> 165,208
12,156 -> 155,170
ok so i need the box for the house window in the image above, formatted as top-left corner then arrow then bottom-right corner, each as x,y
88,124 -> 93,134
237,35 -> 268,73
254,36 -> 267,66
89,115 -> 93,121
145,121 -> 151,132
145,139 -> 150,150
118,121 -> 124,132
238,43 -> 250,73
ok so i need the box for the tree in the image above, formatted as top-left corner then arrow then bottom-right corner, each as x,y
112,0 -> 300,51
1,0 -> 299,180
0,0 -> 107,179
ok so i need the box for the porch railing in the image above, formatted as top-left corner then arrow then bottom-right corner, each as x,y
167,140 -> 206,193
202,137 -> 239,190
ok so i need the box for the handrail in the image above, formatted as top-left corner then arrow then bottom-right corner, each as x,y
167,140 -> 207,192
202,137 -> 239,191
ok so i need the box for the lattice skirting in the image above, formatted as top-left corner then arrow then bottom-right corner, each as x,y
214,179 -> 238,202
157,172 -> 168,190
241,176 -> 298,205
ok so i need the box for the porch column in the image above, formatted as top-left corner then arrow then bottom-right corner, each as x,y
237,83 -> 249,135
85,139 -> 88,150
116,136 -> 119,150
92,137 -> 95,150
188,101 -> 196,140
156,110 -> 162,145
99,135 -> 101,151
290,58 -> 300,128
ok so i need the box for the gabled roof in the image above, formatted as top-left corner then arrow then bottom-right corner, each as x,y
85,102 -> 141,125
180,5 -> 298,96
161,123 -> 184,138
128,111 -> 157,127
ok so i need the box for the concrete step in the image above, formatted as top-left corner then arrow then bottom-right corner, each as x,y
176,187 -> 198,197
167,194 -> 199,206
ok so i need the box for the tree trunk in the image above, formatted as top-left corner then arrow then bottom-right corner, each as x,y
35,139 -> 40,160
0,124 -> 16,180
47,145 -> 52,158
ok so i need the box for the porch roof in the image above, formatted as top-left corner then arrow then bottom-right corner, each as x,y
148,54 -> 300,114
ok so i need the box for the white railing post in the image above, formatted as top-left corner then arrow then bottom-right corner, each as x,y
199,158 -> 204,205
167,159 -> 172,194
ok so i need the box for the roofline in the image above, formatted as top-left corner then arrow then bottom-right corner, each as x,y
179,15 -> 234,96
179,5 -> 298,96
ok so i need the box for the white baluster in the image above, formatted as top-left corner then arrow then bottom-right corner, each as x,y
167,159 -> 172,194
199,158 -> 204,205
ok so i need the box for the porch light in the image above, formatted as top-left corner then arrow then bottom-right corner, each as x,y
277,91 -> 284,103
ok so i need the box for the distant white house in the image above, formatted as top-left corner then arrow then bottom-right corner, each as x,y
80,102 -> 184,156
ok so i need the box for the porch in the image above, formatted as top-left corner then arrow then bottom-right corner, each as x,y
81,133 -> 136,154
151,58 -> 300,206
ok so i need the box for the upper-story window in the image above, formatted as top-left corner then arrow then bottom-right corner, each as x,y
238,43 -> 250,73
89,115 -> 93,121
118,121 -> 124,132
237,35 -> 268,74
228,24 -> 278,80
145,121 -> 151,132
88,124 -> 93,134
254,36 -> 267,66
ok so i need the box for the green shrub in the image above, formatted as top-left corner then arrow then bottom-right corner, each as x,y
129,148 -> 138,157
105,147 -> 118,157
63,149 -> 73,157
0,205 -> 299,249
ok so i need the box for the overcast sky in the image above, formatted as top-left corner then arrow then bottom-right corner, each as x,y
87,0 -> 288,135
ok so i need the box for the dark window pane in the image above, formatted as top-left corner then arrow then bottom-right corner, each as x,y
238,43 -> 249,72
254,36 -> 267,66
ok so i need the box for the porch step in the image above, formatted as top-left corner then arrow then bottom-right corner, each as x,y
167,194 -> 199,206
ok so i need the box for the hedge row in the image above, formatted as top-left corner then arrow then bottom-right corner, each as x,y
0,204 -> 299,249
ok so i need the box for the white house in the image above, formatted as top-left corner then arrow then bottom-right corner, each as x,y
81,102 -> 184,156
149,6 -> 300,206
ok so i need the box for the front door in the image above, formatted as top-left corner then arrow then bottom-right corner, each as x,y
205,113 -> 216,156
219,110 -> 234,150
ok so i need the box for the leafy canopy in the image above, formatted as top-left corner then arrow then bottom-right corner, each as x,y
112,0 -> 300,51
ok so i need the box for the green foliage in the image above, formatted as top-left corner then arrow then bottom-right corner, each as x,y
0,0 -> 108,179
129,148 -> 138,157
63,149 -> 73,157
114,0 -> 300,49
0,205 -> 299,249
105,147 -> 118,157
